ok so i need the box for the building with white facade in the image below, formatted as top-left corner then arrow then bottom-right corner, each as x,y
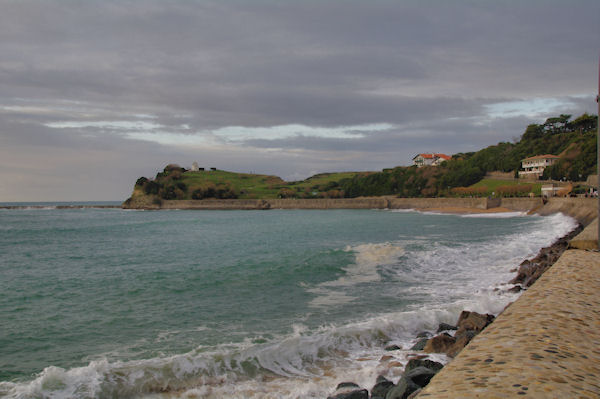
518,155 -> 560,179
412,153 -> 451,167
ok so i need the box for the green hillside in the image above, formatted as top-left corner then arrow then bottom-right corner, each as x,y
127,166 -> 365,204
338,113 -> 597,198
126,112 -> 597,203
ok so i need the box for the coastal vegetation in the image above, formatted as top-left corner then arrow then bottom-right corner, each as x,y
125,113 -> 597,204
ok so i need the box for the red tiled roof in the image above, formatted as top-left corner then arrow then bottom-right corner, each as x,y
413,153 -> 451,160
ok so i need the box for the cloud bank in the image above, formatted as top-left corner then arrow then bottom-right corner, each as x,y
0,0 -> 598,201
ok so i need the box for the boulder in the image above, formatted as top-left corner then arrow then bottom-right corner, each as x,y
446,330 -> 477,358
455,311 -> 494,335
404,366 -> 437,387
423,334 -> 455,354
385,344 -> 403,351
410,338 -> 428,351
328,389 -> 369,399
336,382 -> 360,390
404,358 -> 444,373
406,389 -> 422,399
385,376 -> 420,399
371,376 -> 395,399
436,322 -> 457,332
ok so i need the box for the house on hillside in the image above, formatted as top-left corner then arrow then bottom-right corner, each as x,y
412,153 -> 451,167
518,154 -> 560,179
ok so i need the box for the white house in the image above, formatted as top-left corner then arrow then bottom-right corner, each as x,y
191,162 -> 200,172
519,155 -> 559,179
412,153 -> 451,167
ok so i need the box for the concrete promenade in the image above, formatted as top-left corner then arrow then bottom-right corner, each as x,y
418,249 -> 600,398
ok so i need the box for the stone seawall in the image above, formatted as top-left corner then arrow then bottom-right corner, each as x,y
125,197 -> 599,226
417,249 -> 600,398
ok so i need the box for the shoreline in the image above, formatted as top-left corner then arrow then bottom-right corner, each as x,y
326,221 -> 586,399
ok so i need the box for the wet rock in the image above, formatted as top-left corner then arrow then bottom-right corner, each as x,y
507,285 -> 522,293
455,311 -> 494,335
371,376 -> 395,399
328,389 -> 369,399
385,344 -> 403,351
406,389 -> 422,399
436,322 -> 457,332
446,330 -> 478,358
410,338 -> 428,351
404,366 -> 437,387
423,334 -> 455,354
416,331 -> 431,338
336,382 -> 360,390
385,376 -> 420,399
404,358 -> 444,373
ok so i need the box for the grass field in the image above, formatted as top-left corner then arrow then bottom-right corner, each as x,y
177,170 -> 363,199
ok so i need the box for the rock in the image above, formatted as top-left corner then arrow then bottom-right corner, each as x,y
410,338 -> 428,351
404,366 -> 437,387
385,376 -> 420,399
371,376 -> 395,398
404,358 -> 444,373
455,311 -> 494,335
436,322 -> 457,332
416,331 -> 431,338
336,382 -> 360,390
328,389 -> 369,399
406,389 -> 422,399
385,344 -> 403,351
446,330 -> 477,358
507,285 -> 522,293
423,334 -> 455,354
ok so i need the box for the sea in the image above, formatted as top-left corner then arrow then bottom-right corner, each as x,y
0,204 -> 578,398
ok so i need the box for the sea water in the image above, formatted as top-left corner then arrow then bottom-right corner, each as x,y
0,207 -> 577,398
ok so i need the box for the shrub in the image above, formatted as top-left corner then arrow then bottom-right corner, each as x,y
144,181 -> 161,195
135,177 -> 149,187
496,185 -> 532,197
450,186 -> 488,197
278,188 -> 296,198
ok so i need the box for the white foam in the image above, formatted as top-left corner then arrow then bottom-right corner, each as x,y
307,242 -> 405,306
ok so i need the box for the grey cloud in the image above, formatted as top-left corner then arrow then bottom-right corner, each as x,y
1,0 -> 598,200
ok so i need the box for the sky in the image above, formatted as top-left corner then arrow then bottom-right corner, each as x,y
0,0 -> 598,202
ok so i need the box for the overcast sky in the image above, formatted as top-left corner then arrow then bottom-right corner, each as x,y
1,0 -> 598,201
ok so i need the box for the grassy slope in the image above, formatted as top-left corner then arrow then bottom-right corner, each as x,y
178,170 -> 362,199
470,179 -> 544,196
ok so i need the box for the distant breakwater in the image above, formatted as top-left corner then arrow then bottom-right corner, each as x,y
124,197 -> 529,211
122,196 -> 596,222
0,205 -> 121,210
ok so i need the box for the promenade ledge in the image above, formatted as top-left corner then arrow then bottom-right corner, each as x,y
418,248 -> 600,398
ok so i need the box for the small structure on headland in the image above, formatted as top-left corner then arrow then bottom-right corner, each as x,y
191,162 -> 199,172
412,153 -> 451,167
518,154 -> 559,179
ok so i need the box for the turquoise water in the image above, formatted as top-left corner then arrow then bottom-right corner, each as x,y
0,208 -> 577,398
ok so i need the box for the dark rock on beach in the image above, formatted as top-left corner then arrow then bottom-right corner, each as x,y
385,344 -> 403,351
371,376 -> 395,399
327,388 -> 369,399
436,322 -> 457,332
410,338 -> 429,351
510,224 -> 583,287
385,376 -> 421,399
404,358 -> 444,373
328,383 -> 369,399
335,382 -> 360,390
424,333 -> 455,354
455,311 -> 494,335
